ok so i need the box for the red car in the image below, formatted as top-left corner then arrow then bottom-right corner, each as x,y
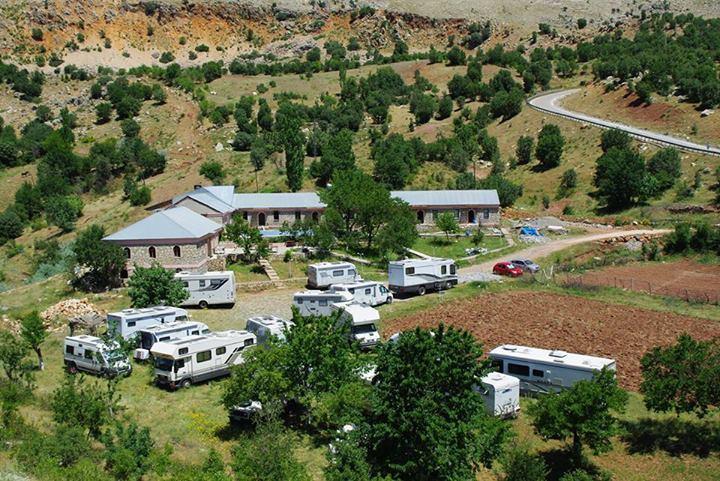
493,261 -> 523,277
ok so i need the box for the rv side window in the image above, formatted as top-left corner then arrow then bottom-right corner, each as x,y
450,264 -> 456,274
182,281 -> 189,288
491,359 -> 503,371
441,265 -> 447,275
319,300 -> 328,306
364,288 -> 371,295
66,345 -> 75,355
296,298 -> 303,304
177,315 -> 188,322
191,331 -> 199,335
202,329 -> 210,334
216,347 -> 226,355
406,267 -> 415,275
507,363 -> 530,376
348,269 -> 356,277
199,280 -> 206,287
348,288 -> 355,294
127,321 -> 136,327
532,369 -> 544,378
159,336 -> 170,342
210,279 -> 223,286
244,339 -> 255,347
197,350 -> 212,363
84,350 -> 94,360
332,270 -> 344,277
179,347 -> 189,355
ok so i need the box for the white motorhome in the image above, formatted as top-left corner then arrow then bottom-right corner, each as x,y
151,330 -> 256,389
175,271 -> 236,308
134,321 -> 210,360
292,290 -> 354,317
489,344 -> 617,394
477,373 -> 520,418
246,315 -> 295,344
388,258 -> 458,296
64,335 -> 132,377
328,281 -> 393,306
107,306 -> 190,340
307,262 -> 359,289
333,302 -> 381,349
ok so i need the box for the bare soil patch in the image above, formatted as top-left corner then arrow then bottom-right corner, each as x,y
564,260 -> 720,304
385,291 -> 720,391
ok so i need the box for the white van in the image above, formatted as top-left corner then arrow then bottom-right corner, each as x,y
175,271 -> 236,308
307,262 -> 359,289
134,321 -> 210,360
477,372 -> 520,418
152,330 -> 256,389
292,290 -> 354,317
328,281 -> 393,306
333,302 -> 381,349
489,344 -> 617,394
388,258 -> 458,296
246,315 -> 295,344
64,335 -> 132,377
107,306 -> 190,340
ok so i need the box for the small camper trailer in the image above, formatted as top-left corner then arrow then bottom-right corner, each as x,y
477,372 -> 520,418
306,262 -> 359,289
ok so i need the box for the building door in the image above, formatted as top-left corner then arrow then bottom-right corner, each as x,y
312,212 -> 319,222
258,213 -> 266,226
468,210 -> 476,224
417,210 -> 425,224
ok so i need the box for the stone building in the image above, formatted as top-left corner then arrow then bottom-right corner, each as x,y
103,206 -> 223,277
171,186 -> 501,228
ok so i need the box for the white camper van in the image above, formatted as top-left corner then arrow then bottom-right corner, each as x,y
151,330 -> 256,389
328,281 -> 393,306
64,335 -> 132,377
107,306 -> 190,340
292,290 -> 354,317
333,302 -> 381,349
175,271 -> 236,308
307,262 -> 359,289
477,373 -> 520,418
489,344 -> 617,394
134,321 -> 210,360
246,315 -> 295,344
388,258 -> 458,296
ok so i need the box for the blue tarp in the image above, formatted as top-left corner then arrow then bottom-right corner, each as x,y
520,227 -> 540,236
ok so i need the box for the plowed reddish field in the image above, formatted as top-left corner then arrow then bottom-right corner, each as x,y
385,291 -> 720,391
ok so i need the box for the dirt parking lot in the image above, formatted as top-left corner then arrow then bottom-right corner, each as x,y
385,291 -> 720,391
564,260 -> 720,303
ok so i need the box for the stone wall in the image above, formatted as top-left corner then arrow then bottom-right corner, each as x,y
415,207 -> 500,226
240,209 -> 321,227
121,235 -> 219,276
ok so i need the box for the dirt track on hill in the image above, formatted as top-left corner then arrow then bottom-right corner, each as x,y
384,291 -> 720,391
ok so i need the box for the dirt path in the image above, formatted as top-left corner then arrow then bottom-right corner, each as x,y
459,229 -> 670,281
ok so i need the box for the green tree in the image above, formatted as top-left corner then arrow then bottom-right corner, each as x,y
558,168 -> 578,197
516,135 -> 534,165
232,418 -> 311,481
577,18 -> 588,29
223,214 -> 270,263
0,208 -> 24,245
489,88 -> 524,120
471,228 -> 485,247
600,129 -> 630,153
647,148 -> 681,192
20,311 -> 48,371
0,331 -> 35,425
640,334 -> 720,417
102,421 -> 154,481
284,129 -> 305,192
95,102 -> 113,124
257,98 -> 273,131
437,95 -> 453,120
593,147 -> 647,210
376,199 -> 418,257
372,134 -> 417,189
436,211 -> 460,240
309,129 -> 356,186
199,160 -> 226,185
535,124 -> 564,169
663,222 -> 692,254
366,325 -> 510,480
120,118 -> 140,138
151,84 -> 166,104
36,105 -> 52,123
528,369 -> 628,465
46,195 -> 84,232
51,374 -> 119,439
446,46 -> 467,66
73,224 -> 126,291
500,445 -> 549,481
476,175 -> 523,207
127,264 -> 188,308
409,92 -> 438,125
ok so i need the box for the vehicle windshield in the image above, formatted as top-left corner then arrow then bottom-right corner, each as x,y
154,357 -> 174,371
352,324 -> 377,335
103,350 -> 126,364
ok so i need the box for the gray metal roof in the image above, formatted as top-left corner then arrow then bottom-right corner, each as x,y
232,192 -> 325,210
391,190 -> 500,207
172,187 -> 235,214
104,207 -> 222,242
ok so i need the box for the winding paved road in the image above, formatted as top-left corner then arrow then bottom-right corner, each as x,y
528,89 -> 720,157
459,229 -> 671,282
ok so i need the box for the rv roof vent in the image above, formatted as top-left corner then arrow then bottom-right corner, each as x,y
122,309 -> 134,313
502,345 -> 518,352
139,308 -> 153,313
489,373 -> 503,381
549,350 -> 568,358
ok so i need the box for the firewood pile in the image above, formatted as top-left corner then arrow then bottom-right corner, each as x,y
41,299 -> 105,333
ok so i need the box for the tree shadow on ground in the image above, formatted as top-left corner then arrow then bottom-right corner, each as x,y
540,448 -> 608,481
620,417 -> 720,458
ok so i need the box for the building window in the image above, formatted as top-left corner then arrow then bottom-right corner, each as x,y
173,246 -> 181,257
148,246 -> 156,258
295,210 -> 301,220
312,212 -> 319,221
483,209 -> 490,220
123,247 -> 131,259
242,211 -> 248,220
507,363 -> 530,376
273,210 -> 279,222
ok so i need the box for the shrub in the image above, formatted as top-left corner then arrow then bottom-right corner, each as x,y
128,185 -> 151,206
31,28 -> 43,41
159,51 -> 175,64
195,44 -> 210,52
577,18 -> 588,29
